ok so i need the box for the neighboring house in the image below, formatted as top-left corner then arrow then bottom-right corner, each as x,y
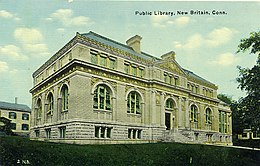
0,101 -> 31,136
30,31 -> 232,145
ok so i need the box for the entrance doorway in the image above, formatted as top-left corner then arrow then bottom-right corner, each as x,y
165,113 -> 171,130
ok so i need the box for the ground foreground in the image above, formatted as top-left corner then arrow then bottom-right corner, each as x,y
0,137 -> 259,166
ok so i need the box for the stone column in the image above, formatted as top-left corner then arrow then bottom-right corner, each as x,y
185,98 -> 190,128
160,93 -> 165,127
199,104 -> 205,130
178,97 -> 182,128
112,97 -> 116,121
151,90 -> 156,125
57,97 -> 62,121
141,103 -> 145,124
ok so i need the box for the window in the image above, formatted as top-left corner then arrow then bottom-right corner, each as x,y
169,76 -> 173,85
109,58 -> 116,69
47,93 -> 54,116
36,99 -> 42,118
132,66 -> 137,76
127,91 -> 141,114
94,126 -> 112,138
93,85 -> 112,111
91,52 -> 98,64
205,108 -> 212,124
165,99 -> 174,110
9,112 -> 16,119
22,113 -> 29,120
124,64 -> 130,74
190,104 -> 198,123
164,73 -> 168,83
100,56 -> 107,66
59,126 -> 66,139
174,77 -> 178,86
45,128 -> 51,139
139,68 -> 144,78
219,111 -> 228,133
35,130 -> 40,137
10,123 -> 16,130
128,129 -> 142,139
22,124 -> 29,131
61,85 -> 69,111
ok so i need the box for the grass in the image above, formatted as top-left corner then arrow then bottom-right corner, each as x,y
1,136 -> 260,166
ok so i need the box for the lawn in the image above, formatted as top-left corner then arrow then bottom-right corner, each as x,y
0,136 -> 259,166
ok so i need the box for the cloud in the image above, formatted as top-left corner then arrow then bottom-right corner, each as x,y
13,28 -> 49,56
0,45 -> 28,60
57,28 -> 65,33
173,27 -> 237,50
14,28 -> 43,44
47,9 -> 93,27
174,17 -> 190,26
0,61 -> 9,73
173,33 -> 203,50
206,27 -> 236,47
210,53 -> 239,66
0,10 -> 20,21
151,16 -> 190,27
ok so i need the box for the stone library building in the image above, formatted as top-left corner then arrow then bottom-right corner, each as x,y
30,31 -> 232,145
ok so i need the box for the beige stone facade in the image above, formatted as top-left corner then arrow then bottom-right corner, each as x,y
0,101 -> 31,136
30,31 -> 232,145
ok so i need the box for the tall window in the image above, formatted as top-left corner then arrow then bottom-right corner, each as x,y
91,52 -> 98,64
205,108 -> 212,125
93,85 -> 112,111
100,56 -> 107,66
190,105 -> 198,123
124,63 -> 130,74
9,112 -> 16,119
47,93 -> 54,116
139,68 -> 144,78
165,98 -> 174,110
45,128 -> 51,139
109,58 -> 116,69
132,66 -> 137,76
22,113 -> 29,120
219,111 -> 228,133
59,126 -> 66,139
61,85 -> 69,111
127,91 -> 141,114
36,99 -> 42,118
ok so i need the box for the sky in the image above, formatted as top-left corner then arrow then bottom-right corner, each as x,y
0,0 -> 259,107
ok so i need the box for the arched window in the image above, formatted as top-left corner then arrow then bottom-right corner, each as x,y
190,104 -> 198,122
36,98 -> 42,118
61,85 -> 69,111
165,98 -> 174,110
206,108 -> 212,124
93,85 -> 112,111
47,93 -> 54,116
127,91 -> 141,114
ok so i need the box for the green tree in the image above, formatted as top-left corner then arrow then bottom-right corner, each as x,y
217,94 -> 232,105
235,31 -> 260,133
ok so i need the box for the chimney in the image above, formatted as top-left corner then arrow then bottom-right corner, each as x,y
126,35 -> 142,54
15,97 -> 18,104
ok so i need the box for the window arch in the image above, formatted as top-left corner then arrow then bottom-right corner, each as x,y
93,85 -> 112,111
127,91 -> 141,114
61,85 -> 69,111
47,93 -> 54,116
36,98 -> 42,118
205,108 -> 212,124
165,98 -> 174,110
190,104 -> 198,122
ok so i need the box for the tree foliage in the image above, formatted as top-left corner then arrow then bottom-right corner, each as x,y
234,30 -> 260,133
217,94 -> 232,105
